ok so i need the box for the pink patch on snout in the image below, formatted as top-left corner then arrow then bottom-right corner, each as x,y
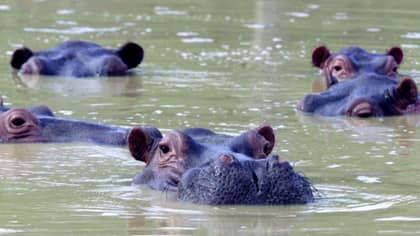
219,154 -> 233,164
296,99 -> 304,111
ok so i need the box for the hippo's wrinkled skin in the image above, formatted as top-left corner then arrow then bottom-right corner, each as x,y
312,45 -> 403,88
0,100 -> 148,145
297,74 -> 418,117
10,40 -> 144,77
128,127 -> 313,205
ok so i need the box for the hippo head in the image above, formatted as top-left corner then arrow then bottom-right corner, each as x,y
297,74 -> 418,117
10,41 -> 144,77
128,126 -> 277,191
178,154 -> 314,205
128,128 -> 205,191
0,108 -> 46,143
312,45 -> 403,88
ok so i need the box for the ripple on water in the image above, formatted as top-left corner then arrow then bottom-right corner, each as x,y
0,5 -> 10,11
375,216 -> 420,222
181,38 -> 214,43
401,32 -> 420,39
243,23 -> 266,29
24,26 -> 120,35
0,229 -> 23,235
308,185 -> 418,213
56,9 -> 75,15
154,6 -> 187,16
176,32 -> 199,37
285,12 -> 310,18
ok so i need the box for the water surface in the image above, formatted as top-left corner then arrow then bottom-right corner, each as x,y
1,0 -> 420,235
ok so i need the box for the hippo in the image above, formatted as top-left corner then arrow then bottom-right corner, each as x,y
297,74 -> 418,117
10,40 -> 144,77
0,99 -> 150,145
312,45 -> 403,88
127,127 -> 313,205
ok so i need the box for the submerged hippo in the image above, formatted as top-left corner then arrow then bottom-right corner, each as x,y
10,40 -> 144,77
312,45 -> 403,88
127,126 -> 313,205
0,99 -> 145,145
297,74 -> 418,117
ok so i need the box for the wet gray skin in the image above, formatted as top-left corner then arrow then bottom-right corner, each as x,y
10,40 -> 144,77
298,74 -> 418,117
312,45 -> 403,88
0,107 -> 130,145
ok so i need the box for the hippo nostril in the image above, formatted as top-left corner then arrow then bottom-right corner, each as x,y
351,102 -> 373,118
346,100 -> 376,118
11,117 -> 26,127
219,154 -> 233,164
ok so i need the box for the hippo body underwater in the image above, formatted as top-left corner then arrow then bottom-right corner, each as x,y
127,127 -> 313,205
312,45 -> 403,88
10,40 -> 144,77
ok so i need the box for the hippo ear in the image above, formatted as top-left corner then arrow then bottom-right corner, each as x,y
10,47 -> 33,69
397,77 -> 418,106
387,47 -> 403,65
128,127 -> 153,163
257,126 -> 275,155
312,46 -> 331,68
116,42 -> 144,69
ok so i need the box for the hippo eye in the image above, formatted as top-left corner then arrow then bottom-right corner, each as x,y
11,117 -> 26,127
159,144 -> 170,154
333,65 -> 342,71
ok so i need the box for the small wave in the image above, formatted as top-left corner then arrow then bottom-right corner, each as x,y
285,12 -> 309,18
154,6 -> 187,16
375,216 -> 420,222
0,228 -> 23,235
0,5 -> 10,11
401,32 -> 420,39
181,38 -> 214,43
24,26 -> 120,35
244,24 -> 266,29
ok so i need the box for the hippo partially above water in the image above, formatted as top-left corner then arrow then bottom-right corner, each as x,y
312,45 -> 403,88
297,74 -> 418,117
127,126 -> 313,205
10,40 -> 144,77
0,98 -> 139,145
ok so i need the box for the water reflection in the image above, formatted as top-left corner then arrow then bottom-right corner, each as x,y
296,112 -> 420,153
11,72 -> 144,97
126,197 -> 309,236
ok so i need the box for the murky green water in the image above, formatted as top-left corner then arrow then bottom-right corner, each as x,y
1,0 -> 420,235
